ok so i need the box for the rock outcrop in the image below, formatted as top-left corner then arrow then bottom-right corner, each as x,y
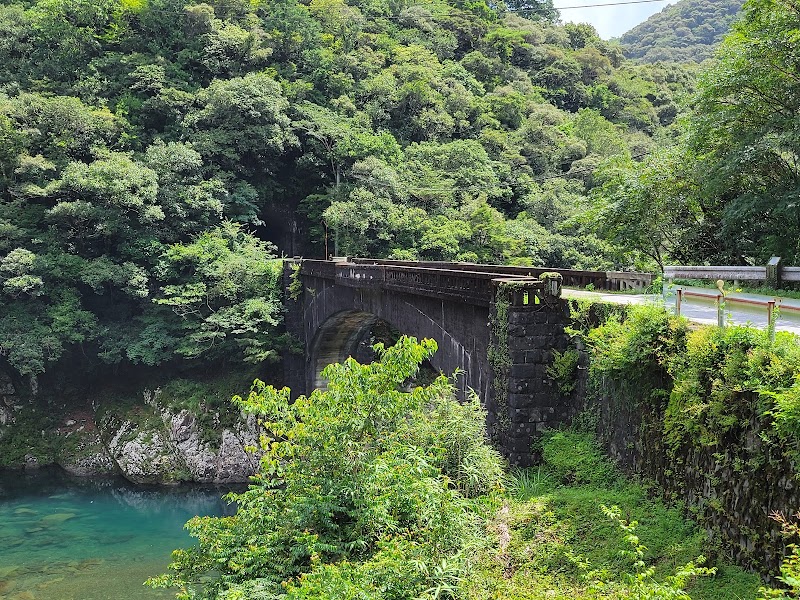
0,399 -> 262,484
168,410 -> 261,484
98,405 -> 261,485
57,429 -> 116,477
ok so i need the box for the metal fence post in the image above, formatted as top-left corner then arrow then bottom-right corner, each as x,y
768,300 -> 776,342
716,294 -> 724,328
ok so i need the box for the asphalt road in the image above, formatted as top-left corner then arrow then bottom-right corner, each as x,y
562,286 -> 800,336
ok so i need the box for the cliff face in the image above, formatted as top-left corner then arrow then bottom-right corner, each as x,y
0,371 -> 264,484
97,405 -> 261,485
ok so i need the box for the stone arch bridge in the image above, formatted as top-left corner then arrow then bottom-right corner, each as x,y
282,258 -> 649,464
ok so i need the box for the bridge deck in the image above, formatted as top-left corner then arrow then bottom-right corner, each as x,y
349,258 -> 651,291
298,258 -> 651,305
300,259 -> 551,307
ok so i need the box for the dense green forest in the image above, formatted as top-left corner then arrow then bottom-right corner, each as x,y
0,0 -> 796,381
620,0 -> 743,63
0,0 -> 699,382
3,0 -> 800,596
606,0 -> 800,267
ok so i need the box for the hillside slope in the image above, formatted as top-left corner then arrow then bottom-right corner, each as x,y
620,0 -> 743,62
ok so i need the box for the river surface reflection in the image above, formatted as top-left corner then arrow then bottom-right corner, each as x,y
0,467 -> 238,599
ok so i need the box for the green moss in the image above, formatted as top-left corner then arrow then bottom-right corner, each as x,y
488,283 -> 512,443
158,370 -> 258,448
56,427 -> 104,461
540,429 -> 617,486
97,402 -> 163,447
0,407 -> 58,467
287,262 -> 303,301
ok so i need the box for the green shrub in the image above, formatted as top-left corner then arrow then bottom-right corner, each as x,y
759,512 -> 800,599
414,390 -> 506,498
546,349 -> 580,395
586,303 -> 687,385
664,325 -> 800,454
541,430 -> 617,486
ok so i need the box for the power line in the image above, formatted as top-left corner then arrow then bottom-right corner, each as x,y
550,0 -> 672,10
104,0 -> 672,17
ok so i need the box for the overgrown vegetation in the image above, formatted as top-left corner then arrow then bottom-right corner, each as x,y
0,406 -> 58,467
760,512 -> 800,599
467,428 -> 756,600
581,301 -> 800,579
539,429 -> 616,485
585,303 -> 687,386
149,337 -> 762,599
488,282 -> 513,443
546,348 -> 580,395
148,336 -> 506,598
584,303 -> 800,463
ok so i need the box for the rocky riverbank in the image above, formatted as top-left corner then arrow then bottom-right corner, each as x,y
0,373 -> 263,485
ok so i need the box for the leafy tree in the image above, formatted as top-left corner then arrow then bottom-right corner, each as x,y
155,223 -> 284,364
564,22 -> 599,50
590,149 -> 699,271
295,102 -> 401,189
683,0 -> 800,263
568,108 -> 629,159
503,0 -> 557,21
148,336 -> 504,599
184,72 -> 296,179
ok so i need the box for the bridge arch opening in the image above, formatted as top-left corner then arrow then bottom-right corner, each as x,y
308,310 -> 435,392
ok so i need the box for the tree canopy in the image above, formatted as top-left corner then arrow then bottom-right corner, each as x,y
602,0 -> 800,266
0,0 -> 701,380
620,0 -> 744,63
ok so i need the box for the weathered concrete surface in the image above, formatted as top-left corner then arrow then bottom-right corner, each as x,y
301,278 -> 492,401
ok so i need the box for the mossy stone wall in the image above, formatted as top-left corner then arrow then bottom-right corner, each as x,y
493,298 -> 578,465
577,300 -> 800,576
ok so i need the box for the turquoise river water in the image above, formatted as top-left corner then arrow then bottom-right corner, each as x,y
0,468 -> 237,600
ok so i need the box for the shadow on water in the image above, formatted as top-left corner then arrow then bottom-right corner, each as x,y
0,467 -> 242,600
